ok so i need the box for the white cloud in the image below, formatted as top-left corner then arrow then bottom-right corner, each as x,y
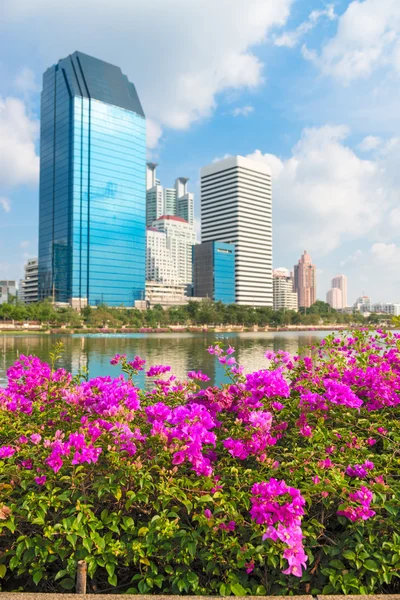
146,118 -> 163,150
231,105 -> 254,117
0,197 -> 11,213
358,135 -> 382,151
247,124 -> 393,254
340,249 -> 364,266
371,242 -> 400,268
274,4 -> 336,48
0,97 -> 39,188
14,67 -> 39,96
303,0 -> 400,83
19,240 -> 30,249
1,0 -> 292,144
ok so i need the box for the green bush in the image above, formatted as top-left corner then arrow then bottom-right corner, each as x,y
0,330 -> 399,594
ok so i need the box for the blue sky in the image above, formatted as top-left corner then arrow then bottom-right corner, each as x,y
1,0 -> 400,304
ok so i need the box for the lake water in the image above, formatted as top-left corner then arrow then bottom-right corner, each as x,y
0,331 -> 330,388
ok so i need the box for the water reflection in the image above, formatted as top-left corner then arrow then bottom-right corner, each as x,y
0,331 -> 329,388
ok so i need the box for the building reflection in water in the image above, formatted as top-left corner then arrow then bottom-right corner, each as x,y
0,331 -> 329,389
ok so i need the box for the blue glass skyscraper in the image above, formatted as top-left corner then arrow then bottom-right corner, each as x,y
193,241 -> 235,303
38,51 -> 146,307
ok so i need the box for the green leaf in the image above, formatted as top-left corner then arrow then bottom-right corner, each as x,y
364,559 -> 380,572
32,569 -> 43,585
342,550 -> 356,561
0,564 -> 6,579
219,583 -> 231,596
231,583 -> 247,596
59,578 -> 75,590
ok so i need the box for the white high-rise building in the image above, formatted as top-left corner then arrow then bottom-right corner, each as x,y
146,228 -> 179,284
19,258 -> 39,304
326,287 -> 343,309
175,177 -> 194,225
151,215 -> 196,286
146,164 -> 194,226
200,155 -> 272,306
273,269 -> 298,311
0,280 -> 17,304
332,275 -> 348,308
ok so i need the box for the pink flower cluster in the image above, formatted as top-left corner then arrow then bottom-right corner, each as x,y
146,402 -> 217,476
346,460 -> 374,478
337,486 -> 375,522
250,479 -> 307,577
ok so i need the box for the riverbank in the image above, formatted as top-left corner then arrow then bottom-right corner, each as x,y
0,323 -> 377,335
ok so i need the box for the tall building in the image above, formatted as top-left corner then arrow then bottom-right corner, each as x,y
193,241 -> 235,304
19,258 -> 39,304
146,227 -> 179,284
151,215 -> 196,286
326,287 -> 342,310
146,164 -> 194,226
294,251 -> 316,308
273,268 -> 298,311
38,51 -> 146,308
332,274 -> 348,308
0,281 -> 16,304
200,156 -> 272,306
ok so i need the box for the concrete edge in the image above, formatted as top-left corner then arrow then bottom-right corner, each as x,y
1,595 -> 400,599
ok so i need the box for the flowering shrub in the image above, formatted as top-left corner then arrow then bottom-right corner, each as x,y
0,330 -> 400,594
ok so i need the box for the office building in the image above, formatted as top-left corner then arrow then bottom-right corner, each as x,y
151,215 -> 196,286
146,227 -> 179,284
273,268 -> 298,311
19,258 -> 39,304
193,241 -> 235,304
146,164 -> 194,226
331,275 -> 347,308
0,281 -> 16,304
200,156 -> 272,306
145,282 -> 189,308
371,302 -> 400,316
294,251 -> 316,308
38,51 -> 146,308
326,287 -> 342,310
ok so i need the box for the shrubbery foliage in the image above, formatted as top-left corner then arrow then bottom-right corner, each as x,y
0,330 -> 399,594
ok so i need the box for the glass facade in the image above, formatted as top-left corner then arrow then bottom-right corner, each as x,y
193,241 -> 235,303
39,51 -> 146,307
214,242 -> 235,304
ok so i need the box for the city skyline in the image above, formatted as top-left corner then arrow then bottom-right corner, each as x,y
1,1 -> 400,302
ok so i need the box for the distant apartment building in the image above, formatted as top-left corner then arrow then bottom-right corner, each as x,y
193,241 -> 235,304
146,228 -> 179,284
326,275 -> 347,309
151,215 -> 196,286
273,268 -> 298,311
371,302 -> 400,316
294,251 -> 316,308
200,156 -> 272,306
145,282 -> 204,309
326,287 -> 342,310
0,280 -> 16,304
146,163 -> 194,226
19,258 -> 39,304
354,296 -> 371,313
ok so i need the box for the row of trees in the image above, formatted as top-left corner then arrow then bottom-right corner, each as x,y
0,299 -> 387,328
